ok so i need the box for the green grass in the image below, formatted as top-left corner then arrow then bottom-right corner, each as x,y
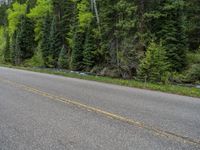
1,64 -> 200,98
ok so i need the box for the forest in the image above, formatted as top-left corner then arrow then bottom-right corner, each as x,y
0,0 -> 199,84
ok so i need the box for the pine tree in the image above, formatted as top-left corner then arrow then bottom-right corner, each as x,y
49,16 -> 62,67
14,4 -> 35,64
83,27 -> 95,70
14,31 -> 22,65
138,41 -> 169,82
3,31 -> 11,62
19,15 -> 34,61
40,13 -> 51,67
98,0 -> 117,65
71,30 -> 85,70
157,0 -> 187,72
186,0 -> 200,51
58,45 -> 68,69
0,3 -> 8,26
60,0 -> 75,41
16,0 -> 27,4
10,30 -> 17,64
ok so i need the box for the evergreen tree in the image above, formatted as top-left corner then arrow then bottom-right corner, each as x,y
26,0 -> 36,8
71,30 -> 85,70
49,16 -> 62,67
98,0 -> 117,64
14,4 -> 35,64
0,3 -> 8,26
186,0 -> 200,51
138,41 -> 169,82
14,31 -> 22,65
3,31 -> 11,62
0,0 -> 200,83
157,0 -> 187,72
10,30 -> 17,64
51,0 -> 74,47
83,27 -> 96,70
58,45 -> 68,69
16,0 -> 27,4
60,0 -> 75,41
40,13 -> 51,67
115,0 -> 138,78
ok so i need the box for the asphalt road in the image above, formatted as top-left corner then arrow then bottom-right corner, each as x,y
0,67 -> 200,150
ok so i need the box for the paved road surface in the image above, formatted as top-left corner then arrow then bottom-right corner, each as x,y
0,67 -> 200,150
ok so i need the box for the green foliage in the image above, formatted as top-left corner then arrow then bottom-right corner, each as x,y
5,66 -> 200,98
157,0 -> 187,72
71,30 -> 85,70
7,2 -> 26,35
114,0 -> 138,78
15,13 -> 35,63
186,0 -> 200,51
187,51 -> 200,64
116,40 -> 138,78
0,0 -> 200,84
28,0 -> 51,19
14,31 -> 22,65
77,0 -> 93,30
0,27 -> 6,63
24,48 -> 44,67
28,0 -> 52,41
9,2 -> 35,65
185,49 -> 200,83
186,64 -> 200,83
3,30 -> 11,62
83,27 -> 96,70
138,41 -> 170,82
48,16 -> 62,67
58,45 -> 68,69
10,30 -> 17,64
0,3 -> 8,26
40,13 -> 51,67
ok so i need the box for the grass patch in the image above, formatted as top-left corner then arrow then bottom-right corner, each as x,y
0,64 -> 200,98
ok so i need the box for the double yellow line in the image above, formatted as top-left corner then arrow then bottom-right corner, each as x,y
0,77 -> 200,146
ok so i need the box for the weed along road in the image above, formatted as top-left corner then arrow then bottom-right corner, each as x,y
0,67 -> 200,150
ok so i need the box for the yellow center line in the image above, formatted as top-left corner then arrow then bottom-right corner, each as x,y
0,77 -> 200,146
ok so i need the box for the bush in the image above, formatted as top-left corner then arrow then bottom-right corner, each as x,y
187,51 -> 200,65
185,48 -> 200,83
24,49 -> 44,67
186,64 -> 200,83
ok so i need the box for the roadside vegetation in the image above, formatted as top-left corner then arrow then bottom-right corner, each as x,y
1,64 -> 200,98
0,0 -> 200,97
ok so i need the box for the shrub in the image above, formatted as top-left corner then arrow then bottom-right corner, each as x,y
186,64 -> 200,83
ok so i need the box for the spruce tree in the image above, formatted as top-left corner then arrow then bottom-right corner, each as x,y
71,30 -> 85,70
98,0 -> 117,64
0,3 -> 8,26
60,0 -> 75,42
115,0 -> 138,78
83,27 -> 95,70
40,13 -> 51,67
4,31 -> 11,62
14,31 -> 22,65
186,0 -> 200,51
10,30 -> 17,64
14,4 -> 35,64
138,41 -> 169,82
58,45 -> 68,69
49,16 -> 62,67
157,0 -> 187,72
19,15 -> 34,61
